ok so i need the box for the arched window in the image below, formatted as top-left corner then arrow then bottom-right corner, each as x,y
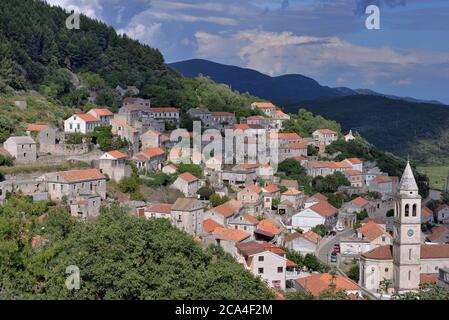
412,204 -> 417,217
405,204 -> 410,217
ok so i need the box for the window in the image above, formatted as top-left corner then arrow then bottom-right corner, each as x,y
385,268 -> 389,272
277,267 -> 283,273
405,204 -> 410,217
409,249 -> 412,260
258,268 -> 264,274
412,204 -> 417,217
408,271 -> 411,281
382,236 -> 386,242
258,256 -> 264,262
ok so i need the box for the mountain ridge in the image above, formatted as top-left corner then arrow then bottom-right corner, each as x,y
169,59 -> 443,106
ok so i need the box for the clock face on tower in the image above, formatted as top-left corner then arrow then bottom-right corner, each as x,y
407,229 -> 414,237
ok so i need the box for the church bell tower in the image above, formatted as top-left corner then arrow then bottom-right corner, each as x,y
393,161 -> 421,292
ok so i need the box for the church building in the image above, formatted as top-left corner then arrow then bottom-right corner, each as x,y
360,162 -> 449,294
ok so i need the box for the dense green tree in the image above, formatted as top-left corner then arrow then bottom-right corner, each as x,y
177,163 -> 203,179
209,194 -> 230,207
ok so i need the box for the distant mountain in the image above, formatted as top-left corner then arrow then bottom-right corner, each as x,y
169,59 -> 354,105
169,59 -> 442,105
354,89 -> 443,105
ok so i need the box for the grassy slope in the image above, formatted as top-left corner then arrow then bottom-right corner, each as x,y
0,91 -> 74,139
417,164 -> 449,190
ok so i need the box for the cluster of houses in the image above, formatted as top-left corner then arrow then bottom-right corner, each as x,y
3,92 -> 449,299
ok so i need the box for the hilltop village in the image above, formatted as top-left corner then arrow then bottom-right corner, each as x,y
1,87 -> 449,300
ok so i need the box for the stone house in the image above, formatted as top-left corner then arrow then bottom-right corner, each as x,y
345,169 -> 364,187
99,150 -> 131,182
251,102 -> 276,117
283,230 -> 321,255
172,172 -> 201,197
3,136 -> 37,164
69,194 -> 101,220
148,107 -> 180,123
111,118 -> 140,155
261,184 -> 280,209
312,129 -> 338,151
203,199 -> 242,226
87,108 -> 114,125
132,147 -> 165,172
237,184 -> 263,215
170,198 -> 204,236
138,203 -> 173,220
228,213 -> 260,235
45,168 -> 106,201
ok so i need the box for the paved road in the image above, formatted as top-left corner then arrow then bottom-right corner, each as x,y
316,228 -> 354,264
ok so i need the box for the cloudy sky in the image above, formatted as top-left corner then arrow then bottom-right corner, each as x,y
46,0 -> 449,104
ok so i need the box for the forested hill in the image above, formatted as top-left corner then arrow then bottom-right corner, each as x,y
0,0 -> 258,116
285,95 -> 449,164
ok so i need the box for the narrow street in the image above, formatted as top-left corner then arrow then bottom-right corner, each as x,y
316,228 -> 354,264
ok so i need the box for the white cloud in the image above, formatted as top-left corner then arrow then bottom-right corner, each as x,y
118,23 -> 163,46
45,0 -> 102,19
194,29 -> 449,86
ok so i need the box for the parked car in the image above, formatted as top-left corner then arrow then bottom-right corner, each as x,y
330,253 -> 338,263
333,244 -> 341,253
336,225 -> 345,232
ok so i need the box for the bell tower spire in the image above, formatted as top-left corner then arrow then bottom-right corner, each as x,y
393,161 -> 421,292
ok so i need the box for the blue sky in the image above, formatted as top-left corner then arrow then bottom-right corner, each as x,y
47,0 -> 449,104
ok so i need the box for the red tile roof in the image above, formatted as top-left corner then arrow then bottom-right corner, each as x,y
145,203 -> 173,214
58,169 -> 105,182
212,203 -> 236,218
106,150 -> 127,159
362,244 -> 449,260
352,196 -> 369,207
247,184 -> 262,194
346,169 -> 363,176
149,107 -> 179,113
310,201 -> 338,217
76,113 -> 100,122
234,124 -> 250,130
346,157 -> 362,164
295,273 -> 360,296
242,213 -> 259,225
312,193 -> 328,202
90,108 -> 113,116
426,225 -> 449,242
178,172 -> 198,183
263,184 -> 279,193
211,111 -> 233,116
274,133 -> 301,140
258,219 -> 282,235
213,227 -> 250,242
142,147 -> 165,158
420,273 -> 439,284
288,140 -> 308,149
421,244 -> 449,259
422,207 -> 433,218
203,218 -> 223,233
315,129 -> 337,134
26,124 -> 49,132
357,221 -> 390,242
253,102 -> 276,109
